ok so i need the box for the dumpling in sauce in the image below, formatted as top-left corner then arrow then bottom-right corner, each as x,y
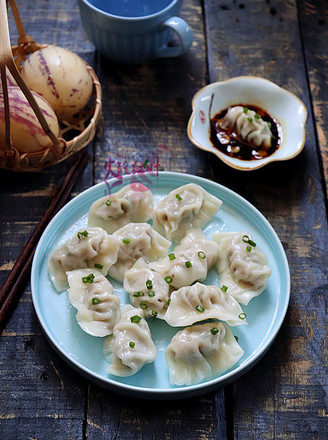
218,106 -> 273,149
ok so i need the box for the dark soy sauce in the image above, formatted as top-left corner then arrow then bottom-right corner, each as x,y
210,104 -> 281,161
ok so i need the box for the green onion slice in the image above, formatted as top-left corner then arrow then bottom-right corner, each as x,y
242,235 -> 256,247
94,263 -> 103,270
152,310 -> 158,318
254,113 -> 260,120
92,297 -> 99,305
195,305 -> 205,313
247,117 -> 253,123
168,253 -> 175,261
164,276 -> 173,284
140,302 -> 148,310
77,230 -> 89,239
82,273 -> 95,284
122,238 -> 130,245
221,285 -> 228,293
129,341 -> 135,348
243,107 -> 248,114
133,291 -> 144,297
211,327 -> 219,335
246,245 -> 252,252
198,251 -> 206,259
146,279 -> 153,290
130,315 -> 142,323
175,194 -> 182,201
185,261 -> 192,268
148,291 -> 155,297
106,199 -> 112,206
238,313 -> 247,320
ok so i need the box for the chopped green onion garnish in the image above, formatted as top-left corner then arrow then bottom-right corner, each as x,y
129,341 -> 135,348
168,253 -> 175,261
246,245 -> 252,252
247,117 -> 253,123
77,230 -> 89,239
166,299 -> 171,306
242,235 -> 256,247
94,263 -> 103,270
82,273 -> 95,284
238,313 -> 247,320
164,276 -> 173,284
130,315 -> 142,323
122,238 -> 130,245
198,251 -> 206,259
243,107 -> 248,114
146,279 -> 153,290
211,327 -> 219,335
106,199 -> 112,206
195,305 -> 205,313
148,291 -> 155,297
234,335 -> 239,342
254,113 -> 260,120
143,159 -> 149,169
221,285 -> 228,293
92,297 -> 99,305
185,261 -> 192,268
140,302 -> 148,310
133,291 -> 144,297
152,310 -> 158,318
175,194 -> 182,201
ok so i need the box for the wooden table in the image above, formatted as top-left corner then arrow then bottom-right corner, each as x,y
1,0 -> 327,438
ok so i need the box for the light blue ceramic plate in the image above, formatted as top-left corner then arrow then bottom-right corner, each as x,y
31,172 -> 290,399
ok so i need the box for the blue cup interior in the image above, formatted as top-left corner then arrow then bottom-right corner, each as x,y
88,0 -> 173,18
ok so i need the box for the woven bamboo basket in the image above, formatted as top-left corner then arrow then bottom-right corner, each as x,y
0,0 -> 102,172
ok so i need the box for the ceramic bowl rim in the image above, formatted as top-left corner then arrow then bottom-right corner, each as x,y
187,76 -> 307,171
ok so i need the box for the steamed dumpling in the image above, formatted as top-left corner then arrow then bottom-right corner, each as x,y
165,282 -> 247,327
107,223 -> 171,282
150,229 -> 219,289
165,322 -> 244,386
218,106 -> 273,149
48,227 -> 119,291
103,304 -> 157,377
153,183 -> 222,241
123,258 -> 170,319
67,268 -> 120,337
212,231 -> 271,305
88,184 -> 153,234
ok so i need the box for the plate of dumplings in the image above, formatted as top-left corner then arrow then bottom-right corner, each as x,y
31,172 -> 290,399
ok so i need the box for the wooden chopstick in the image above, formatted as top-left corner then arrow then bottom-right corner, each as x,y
0,150 -> 88,329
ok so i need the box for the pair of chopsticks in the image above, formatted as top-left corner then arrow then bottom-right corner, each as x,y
0,150 -> 88,330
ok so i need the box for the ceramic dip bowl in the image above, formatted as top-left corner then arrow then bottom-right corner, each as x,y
187,76 -> 307,171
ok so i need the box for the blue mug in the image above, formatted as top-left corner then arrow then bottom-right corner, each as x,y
78,0 -> 193,65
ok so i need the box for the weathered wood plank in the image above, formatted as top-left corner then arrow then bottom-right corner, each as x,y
204,0 -> 328,438
297,0 -> 328,197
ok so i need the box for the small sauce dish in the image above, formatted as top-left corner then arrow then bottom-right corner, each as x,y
187,76 -> 307,171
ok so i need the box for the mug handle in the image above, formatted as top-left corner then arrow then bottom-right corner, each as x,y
156,16 -> 193,58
